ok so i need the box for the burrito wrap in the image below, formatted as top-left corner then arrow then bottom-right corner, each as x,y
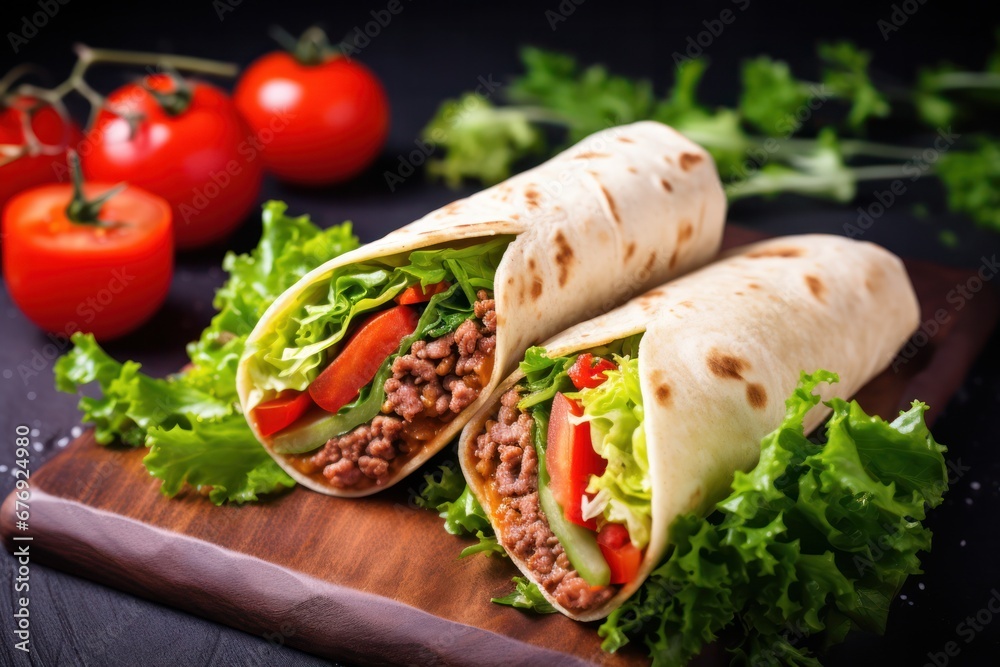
459,234 -> 920,620
237,121 -> 726,496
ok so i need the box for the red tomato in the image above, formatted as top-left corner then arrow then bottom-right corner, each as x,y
546,392 -> 607,530
0,97 -> 81,212
568,353 -> 617,390
3,182 -> 173,340
253,390 -> 314,436
82,74 -> 263,249
234,52 -> 389,185
597,523 -> 642,585
309,305 -> 419,413
395,281 -> 450,305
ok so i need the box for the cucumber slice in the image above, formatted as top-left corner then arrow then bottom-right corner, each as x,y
538,480 -> 610,587
530,403 -> 610,587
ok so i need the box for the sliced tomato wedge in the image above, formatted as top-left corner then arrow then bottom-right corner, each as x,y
568,353 -> 616,390
597,523 -> 642,585
395,280 -> 449,305
308,305 -> 420,413
253,391 -> 314,436
546,392 -> 607,530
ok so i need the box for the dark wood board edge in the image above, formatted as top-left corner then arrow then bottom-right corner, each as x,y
2,490 -> 597,667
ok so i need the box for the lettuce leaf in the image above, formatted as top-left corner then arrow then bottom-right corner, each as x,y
144,414 -> 295,504
492,577 -> 556,614
54,201 -> 360,503
577,355 -> 651,548
252,237 -> 511,393
599,370 -> 948,666
416,464 -> 505,558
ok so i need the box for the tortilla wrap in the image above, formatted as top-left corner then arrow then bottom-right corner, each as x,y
459,234 -> 920,620
237,121 -> 726,496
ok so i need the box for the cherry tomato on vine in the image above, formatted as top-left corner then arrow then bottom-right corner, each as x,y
0,96 -> 82,213
82,74 -> 262,249
234,28 -> 390,185
3,154 -> 173,340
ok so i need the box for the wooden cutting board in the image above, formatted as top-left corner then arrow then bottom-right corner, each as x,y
3,227 -> 996,666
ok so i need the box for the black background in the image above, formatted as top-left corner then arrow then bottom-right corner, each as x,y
1,0 -> 1000,665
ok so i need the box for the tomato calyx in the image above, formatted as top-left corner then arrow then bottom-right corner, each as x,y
269,25 -> 339,66
140,67 -> 194,116
64,151 -> 125,226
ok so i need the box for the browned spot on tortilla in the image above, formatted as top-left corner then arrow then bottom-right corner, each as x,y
687,487 -> 702,507
735,291 -> 745,296
628,166 -> 638,174
525,188 -> 541,208
618,136 -> 635,143
747,247 -> 803,259
679,300 -> 694,308
599,184 -> 621,225
554,232 -> 574,286
660,178 -> 673,192
707,352 -> 748,380
643,252 -> 657,274
746,383 -> 767,409
669,248 -> 679,269
507,276 -> 515,285
865,266 -> 884,293
805,275 -> 826,302
528,259 -> 536,270
625,242 -> 636,260
678,221 -> 694,244
748,283 -> 760,289
574,151 -> 610,159
511,213 -> 520,220
655,384 -> 671,406
679,153 -> 704,171
663,155 -> 674,165
531,280 -> 543,299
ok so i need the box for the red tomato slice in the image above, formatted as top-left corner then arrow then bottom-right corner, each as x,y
253,391 -> 314,436
546,392 -> 607,530
395,281 -> 449,305
308,305 -> 419,413
597,523 -> 642,585
568,353 -> 617,389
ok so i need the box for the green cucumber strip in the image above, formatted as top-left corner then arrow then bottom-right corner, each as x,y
532,406 -> 611,587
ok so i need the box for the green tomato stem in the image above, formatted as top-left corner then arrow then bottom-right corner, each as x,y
925,71 -> 1000,91
64,150 -> 125,226
73,44 -> 238,77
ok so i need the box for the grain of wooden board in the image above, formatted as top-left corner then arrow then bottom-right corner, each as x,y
2,227 -> 996,666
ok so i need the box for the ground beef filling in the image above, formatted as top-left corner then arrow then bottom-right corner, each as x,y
473,388 -> 616,612
309,291 -> 496,488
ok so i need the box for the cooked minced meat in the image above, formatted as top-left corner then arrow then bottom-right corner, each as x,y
310,291 -> 496,488
473,388 -> 615,611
